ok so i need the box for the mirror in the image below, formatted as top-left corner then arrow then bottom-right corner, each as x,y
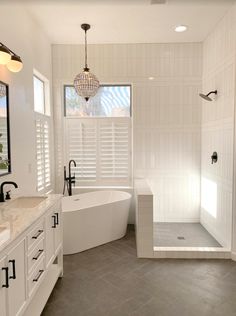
0,81 -> 11,176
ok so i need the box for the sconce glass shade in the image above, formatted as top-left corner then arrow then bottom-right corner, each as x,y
6,55 -> 23,73
0,83 -> 6,98
74,69 -> 99,102
0,46 -> 11,65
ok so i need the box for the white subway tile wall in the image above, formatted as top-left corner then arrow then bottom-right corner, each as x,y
52,42 -> 202,223
200,5 -> 236,248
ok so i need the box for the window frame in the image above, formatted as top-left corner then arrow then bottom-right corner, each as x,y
33,69 -> 51,116
63,83 -> 133,188
63,84 -> 132,118
33,69 -> 52,193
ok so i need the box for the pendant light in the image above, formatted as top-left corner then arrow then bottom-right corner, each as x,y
7,55 -> 23,73
74,24 -> 99,102
0,43 -> 23,73
0,46 -> 11,65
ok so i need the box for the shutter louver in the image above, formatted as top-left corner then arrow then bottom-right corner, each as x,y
36,118 -> 51,192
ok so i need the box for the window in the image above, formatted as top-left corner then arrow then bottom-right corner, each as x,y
33,76 -> 45,114
64,84 -> 132,187
33,70 -> 50,116
33,70 -> 52,193
64,85 -> 131,117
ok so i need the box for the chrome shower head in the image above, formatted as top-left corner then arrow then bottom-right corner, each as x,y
199,90 -> 217,101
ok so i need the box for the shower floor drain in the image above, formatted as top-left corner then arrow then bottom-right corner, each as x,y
177,236 -> 185,240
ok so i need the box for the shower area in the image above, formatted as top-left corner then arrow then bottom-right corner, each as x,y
139,20 -> 235,253
134,12 -> 235,255
153,88 -> 226,249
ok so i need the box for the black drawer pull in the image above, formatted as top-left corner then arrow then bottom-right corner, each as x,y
2,267 -> 9,288
33,249 -> 43,261
55,212 -> 59,225
32,230 -> 43,239
33,269 -> 44,282
9,259 -> 16,279
52,215 -> 57,228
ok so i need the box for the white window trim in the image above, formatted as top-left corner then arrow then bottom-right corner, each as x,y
33,70 -> 52,193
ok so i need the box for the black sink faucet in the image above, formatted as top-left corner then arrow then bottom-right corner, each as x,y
0,181 -> 18,202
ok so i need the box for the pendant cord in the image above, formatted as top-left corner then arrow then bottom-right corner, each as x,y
85,30 -> 88,69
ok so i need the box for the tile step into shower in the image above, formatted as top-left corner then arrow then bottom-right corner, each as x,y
153,223 -> 231,259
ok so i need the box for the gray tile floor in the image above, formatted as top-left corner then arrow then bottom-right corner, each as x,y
154,222 -> 222,247
42,225 -> 236,316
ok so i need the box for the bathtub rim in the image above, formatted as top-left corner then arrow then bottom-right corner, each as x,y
62,190 -> 132,213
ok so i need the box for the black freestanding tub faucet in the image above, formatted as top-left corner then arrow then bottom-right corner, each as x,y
63,160 -> 76,196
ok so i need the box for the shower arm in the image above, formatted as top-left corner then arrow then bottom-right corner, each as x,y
206,90 -> 217,97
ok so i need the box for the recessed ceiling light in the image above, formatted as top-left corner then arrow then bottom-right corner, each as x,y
148,76 -> 155,80
175,25 -> 188,33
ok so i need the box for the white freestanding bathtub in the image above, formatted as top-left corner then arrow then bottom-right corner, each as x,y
62,190 -> 131,254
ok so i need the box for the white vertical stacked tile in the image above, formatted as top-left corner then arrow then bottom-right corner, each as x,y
135,179 -> 153,258
52,43 -> 202,222
200,4 -> 236,248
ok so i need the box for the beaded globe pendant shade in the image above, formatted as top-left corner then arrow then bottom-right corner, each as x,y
74,24 -> 99,102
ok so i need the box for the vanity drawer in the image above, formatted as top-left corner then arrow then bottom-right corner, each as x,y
27,221 -> 44,250
28,238 -> 44,274
28,257 -> 45,297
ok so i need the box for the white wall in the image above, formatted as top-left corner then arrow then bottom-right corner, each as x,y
0,5 -> 53,194
52,42 -> 202,223
200,4 -> 236,248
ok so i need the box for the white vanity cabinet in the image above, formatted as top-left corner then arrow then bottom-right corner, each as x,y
0,195 -> 62,316
0,256 -> 7,316
0,239 -> 26,316
45,203 -> 62,268
7,239 -> 26,316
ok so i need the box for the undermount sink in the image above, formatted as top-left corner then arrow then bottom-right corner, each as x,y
8,196 -> 47,209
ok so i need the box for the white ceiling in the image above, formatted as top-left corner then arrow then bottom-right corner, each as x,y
19,0 -> 236,44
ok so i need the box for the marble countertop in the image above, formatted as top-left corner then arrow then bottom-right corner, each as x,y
0,194 -> 62,253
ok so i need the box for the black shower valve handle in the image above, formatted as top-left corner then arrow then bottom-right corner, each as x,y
211,152 -> 218,164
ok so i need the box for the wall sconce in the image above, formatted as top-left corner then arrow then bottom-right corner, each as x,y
0,43 -> 23,73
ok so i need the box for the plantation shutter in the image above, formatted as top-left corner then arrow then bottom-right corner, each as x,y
99,120 -> 130,181
65,118 -> 131,186
65,119 -> 97,182
36,118 -> 51,192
